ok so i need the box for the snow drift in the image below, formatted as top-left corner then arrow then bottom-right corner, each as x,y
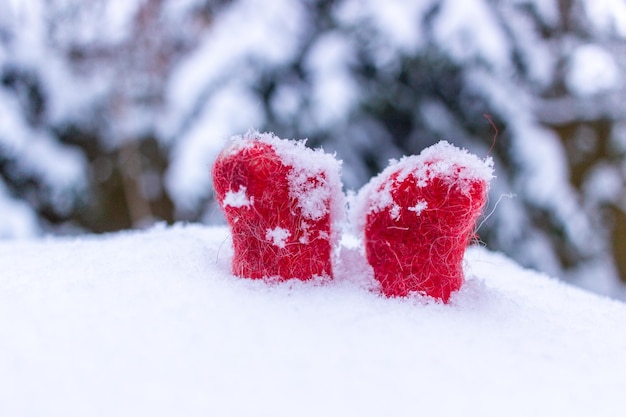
1,224 -> 625,417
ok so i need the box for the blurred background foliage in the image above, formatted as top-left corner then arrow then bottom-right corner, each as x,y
1,0 -> 626,299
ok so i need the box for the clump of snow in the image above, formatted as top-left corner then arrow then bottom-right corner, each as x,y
336,0 -> 436,54
165,85 -> 263,212
417,140 -> 495,183
266,227 -> 291,248
582,164 -> 623,205
0,180 -> 39,238
408,200 -> 428,215
566,44 -> 621,97
583,0 -> 626,38
467,70 -> 604,276
507,120 -> 600,257
304,32 -> 359,128
0,89 -> 87,222
161,0 -> 305,140
501,2 -> 557,87
511,0 -> 560,27
1,224 -> 625,416
432,0 -> 511,71
223,186 -> 253,208
0,90 -> 87,193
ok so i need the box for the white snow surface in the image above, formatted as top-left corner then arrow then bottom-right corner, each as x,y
1,224 -> 626,417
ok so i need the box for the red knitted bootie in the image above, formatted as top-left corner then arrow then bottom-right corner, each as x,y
353,141 -> 494,302
212,131 -> 344,280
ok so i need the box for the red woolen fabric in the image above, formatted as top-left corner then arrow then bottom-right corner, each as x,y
212,137 -> 335,280
363,158 -> 490,302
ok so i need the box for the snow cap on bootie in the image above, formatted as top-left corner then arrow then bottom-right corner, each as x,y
353,141 -> 494,302
212,131 -> 344,281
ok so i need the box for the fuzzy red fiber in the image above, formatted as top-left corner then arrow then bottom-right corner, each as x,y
212,138 -> 334,281
364,161 -> 489,303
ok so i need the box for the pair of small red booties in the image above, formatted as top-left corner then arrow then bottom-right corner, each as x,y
212,131 -> 493,302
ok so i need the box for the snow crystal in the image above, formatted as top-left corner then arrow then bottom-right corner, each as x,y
408,200 -> 428,215
223,186 -> 253,208
388,204 -> 401,221
265,227 -> 291,248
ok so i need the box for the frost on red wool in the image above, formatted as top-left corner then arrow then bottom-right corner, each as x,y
211,131 -> 343,281
354,141 -> 494,302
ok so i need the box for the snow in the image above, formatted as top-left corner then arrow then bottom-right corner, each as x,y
407,200 -> 428,215
511,0 -> 560,27
508,121 -> 599,256
0,89 -> 87,210
0,0 -> 624,303
466,70 -> 604,276
566,44 -> 621,97
501,2 -> 557,87
337,0 -> 436,54
583,164 -> 623,205
1,224 -> 625,416
0,180 -> 39,238
584,0 -> 626,37
222,186 -> 252,209
265,226 -> 291,249
165,86 -> 263,211
304,32 -> 358,128
162,0 -> 305,139
432,0 -> 511,71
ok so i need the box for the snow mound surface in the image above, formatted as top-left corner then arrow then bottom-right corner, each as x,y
1,224 -> 625,417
